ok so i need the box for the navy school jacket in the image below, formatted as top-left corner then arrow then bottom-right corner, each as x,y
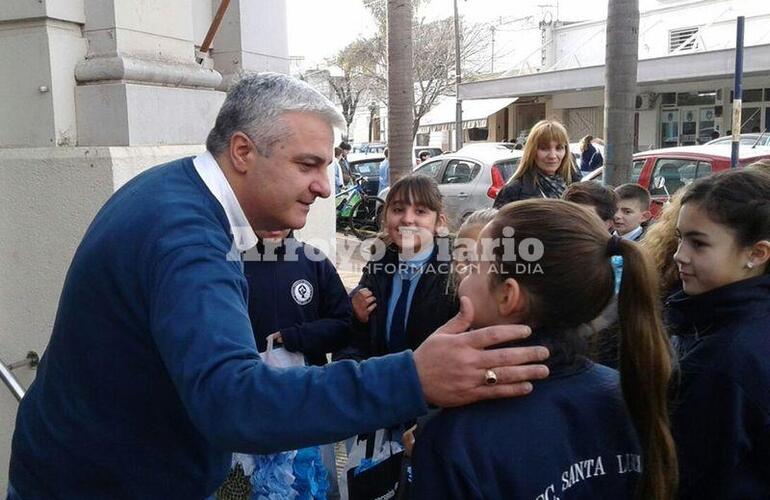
334,242 -> 458,361
411,335 -> 642,499
666,274 -> 770,499
242,236 -> 351,366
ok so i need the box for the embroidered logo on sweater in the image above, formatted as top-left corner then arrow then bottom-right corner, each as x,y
291,279 -> 313,305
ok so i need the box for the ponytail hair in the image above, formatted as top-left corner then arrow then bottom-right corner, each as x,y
487,199 -> 677,500
615,237 -> 678,500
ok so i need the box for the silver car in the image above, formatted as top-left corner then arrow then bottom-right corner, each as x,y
383,150 -> 523,230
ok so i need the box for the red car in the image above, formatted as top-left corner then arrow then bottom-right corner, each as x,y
583,145 -> 770,216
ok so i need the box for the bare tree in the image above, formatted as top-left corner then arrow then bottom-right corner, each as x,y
603,0 -> 639,186
366,1 -> 491,139
387,0 -> 415,182
325,39 -> 375,138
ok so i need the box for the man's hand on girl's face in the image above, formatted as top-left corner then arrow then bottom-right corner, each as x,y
413,296 -> 550,408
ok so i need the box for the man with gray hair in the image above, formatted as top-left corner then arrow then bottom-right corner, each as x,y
8,72 -> 549,499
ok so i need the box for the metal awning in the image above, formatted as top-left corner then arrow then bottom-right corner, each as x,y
459,43 -> 770,100
417,97 -> 517,133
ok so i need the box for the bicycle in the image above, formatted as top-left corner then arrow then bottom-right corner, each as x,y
335,174 -> 385,240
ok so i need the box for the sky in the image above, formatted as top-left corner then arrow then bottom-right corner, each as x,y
286,0 -> 612,71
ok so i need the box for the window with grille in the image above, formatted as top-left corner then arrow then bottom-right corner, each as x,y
669,27 -> 699,53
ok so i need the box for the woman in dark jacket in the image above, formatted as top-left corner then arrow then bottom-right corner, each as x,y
579,134 -> 604,173
494,119 -> 580,208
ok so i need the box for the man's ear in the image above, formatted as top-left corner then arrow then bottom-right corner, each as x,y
640,209 -> 652,223
497,277 -> 526,317
229,132 -> 256,174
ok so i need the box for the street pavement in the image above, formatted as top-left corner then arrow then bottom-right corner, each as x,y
334,232 -> 366,290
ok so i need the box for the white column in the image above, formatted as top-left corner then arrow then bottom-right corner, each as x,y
211,0 -> 291,89
73,0 -> 225,146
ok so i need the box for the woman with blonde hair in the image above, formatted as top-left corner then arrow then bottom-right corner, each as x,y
494,119 -> 579,208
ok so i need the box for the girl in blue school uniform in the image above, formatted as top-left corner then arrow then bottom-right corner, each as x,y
411,199 -> 678,500
666,169 -> 770,499
337,174 -> 458,362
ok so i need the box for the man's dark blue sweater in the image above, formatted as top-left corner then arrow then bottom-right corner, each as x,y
9,158 -> 427,499
412,342 -> 641,499
242,237 -> 351,366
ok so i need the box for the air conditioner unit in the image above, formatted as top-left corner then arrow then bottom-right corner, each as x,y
635,92 -> 657,110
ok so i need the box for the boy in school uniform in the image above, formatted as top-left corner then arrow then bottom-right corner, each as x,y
613,183 -> 652,241
215,230 -> 352,499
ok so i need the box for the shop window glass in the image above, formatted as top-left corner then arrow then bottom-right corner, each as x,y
743,89 -> 763,103
661,110 -> 679,148
698,108 -> 715,144
661,93 -> 676,106
677,91 -> 715,106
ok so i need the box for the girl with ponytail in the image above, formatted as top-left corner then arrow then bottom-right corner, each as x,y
411,199 -> 677,499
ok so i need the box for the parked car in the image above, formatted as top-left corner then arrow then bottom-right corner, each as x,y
455,142 -> 516,154
348,155 -> 385,196
414,146 -> 444,161
380,150 -> 524,229
581,144 -> 770,216
705,132 -> 770,148
349,143 -> 387,162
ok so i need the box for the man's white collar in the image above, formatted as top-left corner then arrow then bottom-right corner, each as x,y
193,151 -> 258,252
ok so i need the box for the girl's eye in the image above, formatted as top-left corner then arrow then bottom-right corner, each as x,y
692,240 -> 705,249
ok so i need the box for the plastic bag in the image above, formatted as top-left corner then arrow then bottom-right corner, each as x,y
259,333 -> 306,368
339,429 -> 404,500
292,446 -> 330,500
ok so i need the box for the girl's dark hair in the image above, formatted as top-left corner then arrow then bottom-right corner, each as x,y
487,199 -> 677,500
681,169 -> 770,250
384,174 -> 444,215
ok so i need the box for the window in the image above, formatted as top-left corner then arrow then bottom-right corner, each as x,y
631,160 -> 645,183
495,159 -> 521,181
440,160 -> 480,185
415,160 -> 442,180
649,158 -> 698,196
679,161 -> 712,186
661,93 -> 677,106
351,160 -> 382,176
676,91 -> 715,106
669,27 -> 699,53
467,128 -> 489,141
729,88 -> 765,103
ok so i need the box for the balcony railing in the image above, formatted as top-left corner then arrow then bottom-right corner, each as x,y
1,351 -> 39,402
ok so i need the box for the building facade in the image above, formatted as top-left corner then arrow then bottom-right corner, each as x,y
458,0 -> 770,150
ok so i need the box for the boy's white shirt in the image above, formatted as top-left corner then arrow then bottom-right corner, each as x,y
615,225 -> 644,241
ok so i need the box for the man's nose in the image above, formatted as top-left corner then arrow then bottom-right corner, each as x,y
312,170 -> 331,199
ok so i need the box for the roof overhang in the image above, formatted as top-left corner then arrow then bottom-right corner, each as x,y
459,43 -> 770,99
418,97 -> 517,133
